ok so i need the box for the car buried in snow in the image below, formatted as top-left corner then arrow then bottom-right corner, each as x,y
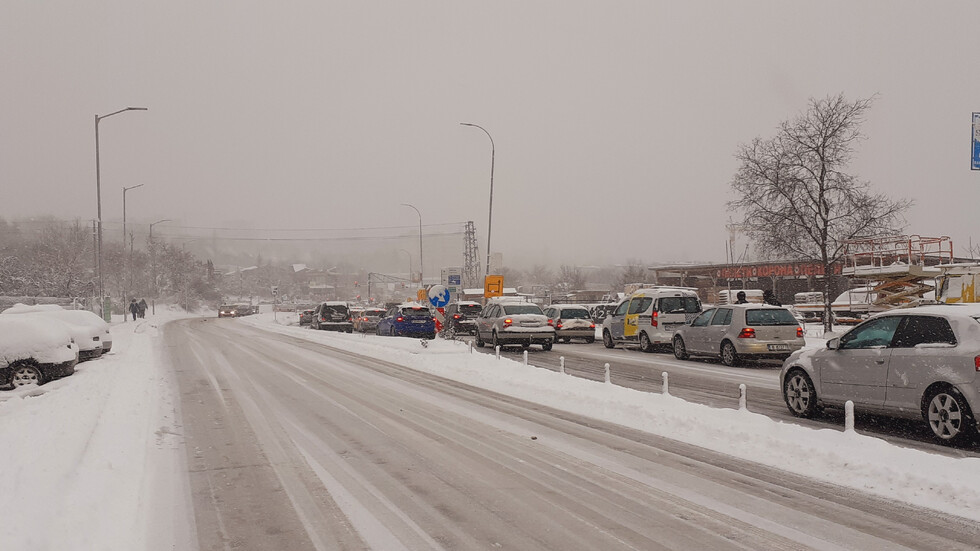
0,316 -> 79,389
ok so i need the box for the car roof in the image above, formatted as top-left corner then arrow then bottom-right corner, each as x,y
454,301 -> 482,306
874,303 -> 980,318
547,304 -> 589,310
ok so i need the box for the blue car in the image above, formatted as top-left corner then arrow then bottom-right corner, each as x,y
377,303 -> 436,339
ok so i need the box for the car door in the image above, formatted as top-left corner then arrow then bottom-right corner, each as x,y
624,296 -> 651,341
477,305 -> 495,339
815,315 -> 902,406
885,315 -> 958,410
704,308 -> 733,355
607,300 -> 630,342
684,308 -> 716,354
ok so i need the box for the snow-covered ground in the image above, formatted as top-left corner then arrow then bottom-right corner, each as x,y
1,310 -> 978,550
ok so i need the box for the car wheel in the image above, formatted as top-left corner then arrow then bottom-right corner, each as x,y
639,332 -> 653,353
492,331 -> 500,349
10,362 -> 43,387
924,385 -> 977,444
783,369 -> 818,418
585,337 -> 595,344
673,336 -> 689,360
475,331 -> 485,348
602,330 -> 615,349
720,341 -> 739,366
542,340 -> 553,351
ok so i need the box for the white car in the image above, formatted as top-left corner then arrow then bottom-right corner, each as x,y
0,316 -> 78,388
2,304 -> 111,360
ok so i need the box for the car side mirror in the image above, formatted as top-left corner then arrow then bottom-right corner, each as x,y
826,338 -> 840,350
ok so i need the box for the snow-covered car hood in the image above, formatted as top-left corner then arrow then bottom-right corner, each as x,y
0,316 -> 77,368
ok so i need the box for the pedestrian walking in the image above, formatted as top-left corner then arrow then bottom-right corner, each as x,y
129,298 -> 139,321
763,290 -> 782,306
138,298 -> 147,318
735,291 -> 748,304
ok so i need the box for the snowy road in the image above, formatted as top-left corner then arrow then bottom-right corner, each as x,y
164,318 -> 979,550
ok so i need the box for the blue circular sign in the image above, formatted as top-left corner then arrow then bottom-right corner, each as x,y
428,285 -> 451,308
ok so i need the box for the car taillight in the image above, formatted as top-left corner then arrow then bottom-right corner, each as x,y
797,326 -> 804,338
503,318 -> 513,327
975,355 -> 980,372
651,311 -> 658,327
362,317 -> 368,321
556,319 -> 563,329
738,327 -> 756,338
454,314 -> 461,319
590,323 -> 596,329
547,318 -> 554,326
396,316 -> 404,322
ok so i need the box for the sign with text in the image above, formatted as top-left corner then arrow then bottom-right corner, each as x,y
716,262 -> 842,279
973,113 -> 980,170
484,275 -> 504,298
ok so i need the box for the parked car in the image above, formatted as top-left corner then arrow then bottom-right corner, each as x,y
781,304 -> 980,444
442,301 -> 484,336
602,287 -> 703,352
672,304 -> 805,366
311,301 -> 354,332
1,304 -> 105,361
377,303 -> 435,338
297,307 -> 315,326
0,316 -> 78,389
542,304 -> 596,343
354,308 -> 386,333
1,304 -> 113,354
474,300 -> 555,351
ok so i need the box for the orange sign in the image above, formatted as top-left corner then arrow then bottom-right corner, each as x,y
484,275 -> 504,298
417,289 -> 428,303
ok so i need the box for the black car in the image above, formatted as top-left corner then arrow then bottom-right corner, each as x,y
441,300 -> 483,336
311,301 -> 354,332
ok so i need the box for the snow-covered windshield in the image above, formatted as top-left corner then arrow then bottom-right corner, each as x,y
560,308 -> 591,319
459,304 -> 483,315
745,308 -> 798,326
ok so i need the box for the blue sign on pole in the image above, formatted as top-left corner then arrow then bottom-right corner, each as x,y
973,113 -> 980,170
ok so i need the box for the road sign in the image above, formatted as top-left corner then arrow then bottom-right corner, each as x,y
484,275 -> 504,298
271,286 -> 279,296
428,284 -> 451,308
973,113 -> 980,170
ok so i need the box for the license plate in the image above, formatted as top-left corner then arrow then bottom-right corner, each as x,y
768,344 -> 789,351
413,320 -> 427,324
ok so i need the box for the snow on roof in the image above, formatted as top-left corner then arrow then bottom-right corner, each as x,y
0,316 -> 77,368
292,263 -> 309,273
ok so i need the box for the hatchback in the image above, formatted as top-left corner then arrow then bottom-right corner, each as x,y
542,304 -> 596,343
474,300 -> 555,351
354,308 -> 386,333
672,304 -> 804,366
442,301 -> 483,336
377,303 -> 435,339
311,301 -> 354,332
780,304 -> 980,444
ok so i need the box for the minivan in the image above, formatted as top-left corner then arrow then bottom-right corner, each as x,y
601,286 -> 702,351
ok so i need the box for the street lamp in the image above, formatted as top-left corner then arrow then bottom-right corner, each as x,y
122,183 -> 144,252
460,122 -> 495,277
401,203 -> 423,287
95,106 -> 147,318
397,248 -> 412,280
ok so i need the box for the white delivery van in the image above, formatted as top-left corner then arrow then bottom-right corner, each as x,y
601,286 -> 702,352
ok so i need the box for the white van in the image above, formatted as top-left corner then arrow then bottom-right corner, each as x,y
601,287 -> 702,352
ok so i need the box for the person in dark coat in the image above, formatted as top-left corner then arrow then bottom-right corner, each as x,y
735,291 -> 748,304
138,298 -> 147,318
129,298 -> 139,321
763,290 -> 782,306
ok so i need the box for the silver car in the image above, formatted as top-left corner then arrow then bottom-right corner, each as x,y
672,304 -> 804,366
542,304 -> 596,343
781,304 -> 980,444
475,301 -> 555,351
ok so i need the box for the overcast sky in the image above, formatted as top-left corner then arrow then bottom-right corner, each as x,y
2,1 -> 978,272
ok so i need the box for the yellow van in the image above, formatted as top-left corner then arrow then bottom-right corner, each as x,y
601,286 -> 702,352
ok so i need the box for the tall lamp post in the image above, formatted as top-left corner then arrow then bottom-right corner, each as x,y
122,183 -> 144,253
95,106 -> 147,318
401,203 -> 423,288
460,122 -> 495,277
149,219 -> 170,299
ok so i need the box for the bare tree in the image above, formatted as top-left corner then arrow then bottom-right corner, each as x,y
617,262 -> 648,290
729,94 -> 911,332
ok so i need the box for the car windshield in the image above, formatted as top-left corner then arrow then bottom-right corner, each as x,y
659,297 -> 701,313
560,308 -> 591,319
459,304 -> 483,315
400,307 -> 430,316
745,308 -> 798,326
365,309 -> 385,317
220,305 -> 234,310
502,304 -> 542,315
321,305 -> 348,316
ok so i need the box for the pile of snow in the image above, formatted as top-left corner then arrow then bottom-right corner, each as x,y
244,312 -> 980,522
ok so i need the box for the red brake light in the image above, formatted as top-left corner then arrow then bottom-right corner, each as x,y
975,355 -> 980,372
363,317 -> 368,321
797,326 -> 804,338
556,319 -> 563,329
651,310 -> 658,327
454,314 -> 461,319
547,318 -> 554,326
590,323 -> 596,329
738,327 -> 756,338
396,316 -> 404,322
503,318 -> 513,327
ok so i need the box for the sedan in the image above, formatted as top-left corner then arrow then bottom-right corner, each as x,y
781,304 -> 980,445
474,301 -> 554,351
672,304 -> 804,366
377,304 -> 436,339
0,316 -> 78,389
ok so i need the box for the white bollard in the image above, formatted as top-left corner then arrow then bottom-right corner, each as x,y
738,383 -> 747,411
523,350 -> 529,366
662,372 -> 670,395
559,356 -> 565,375
604,363 -> 611,384
469,341 -> 473,354
495,345 -> 501,360
844,400 -> 855,432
